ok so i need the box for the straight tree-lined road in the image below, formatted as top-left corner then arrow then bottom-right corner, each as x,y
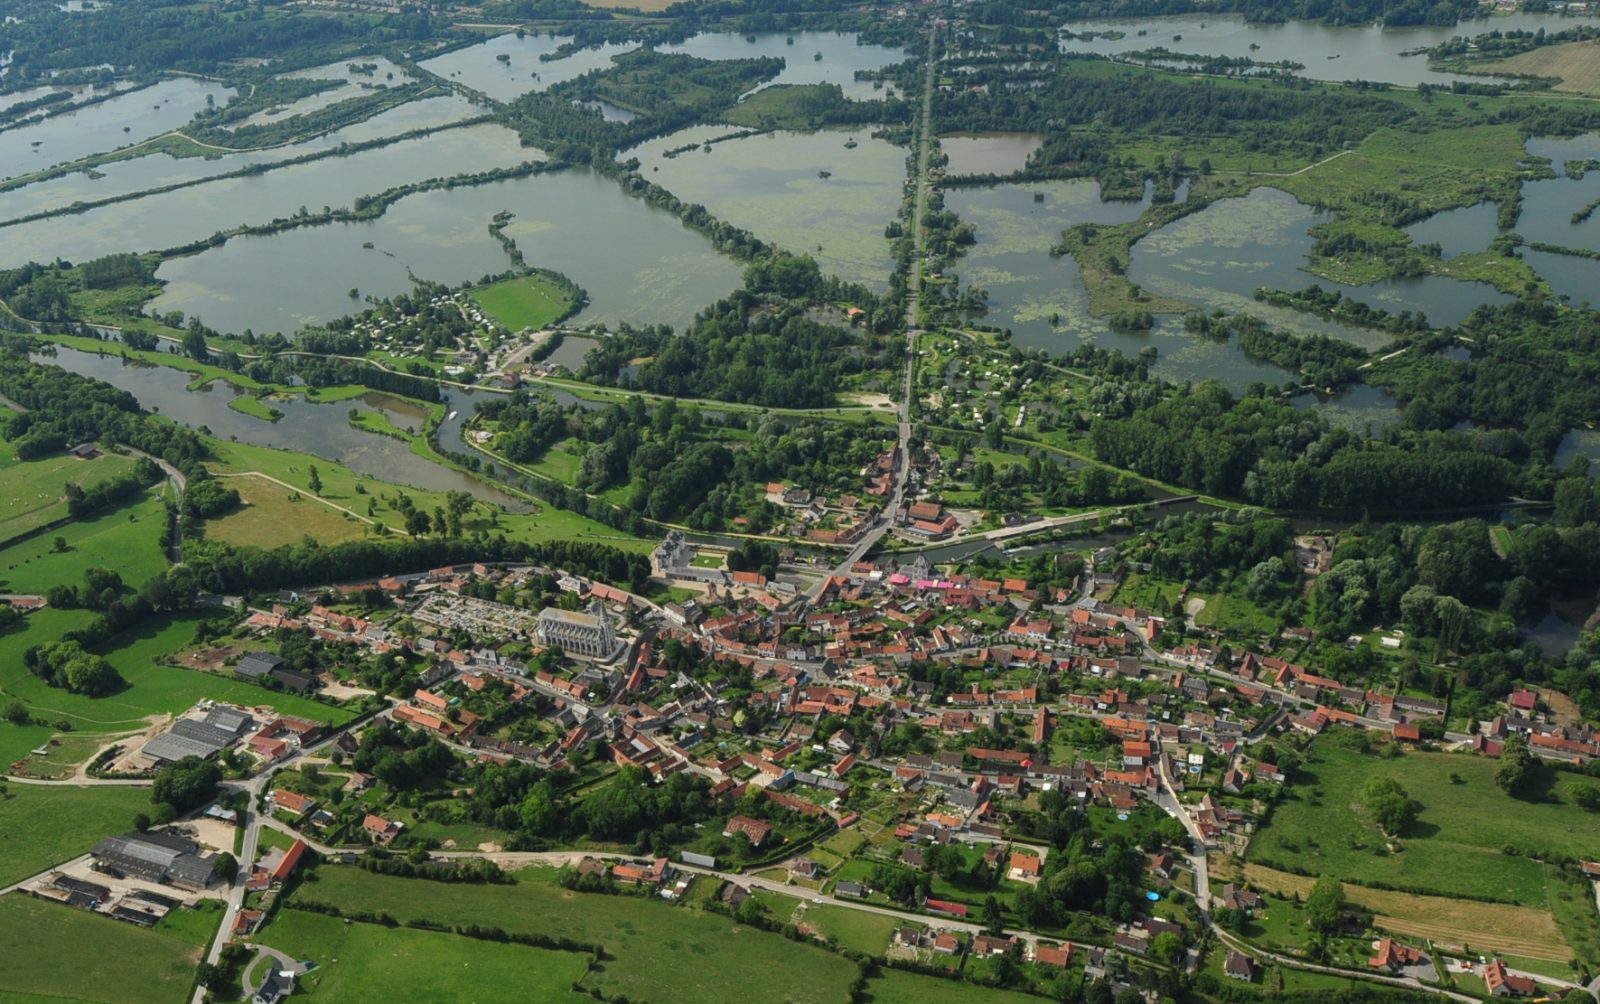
806,22 -> 936,603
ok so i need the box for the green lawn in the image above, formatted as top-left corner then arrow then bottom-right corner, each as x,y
259,909 -> 593,1001
1249,739 -> 1595,906
0,491 -> 168,597
153,899 -> 224,948
0,448 -> 140,542
0,784 -> 154,889
0,894 -> 200,1004
469,274 -> 574,331
0,613 -> 354,734
293,865 -> 860,1004
1193,590 -> 1280,636
801,902 -> 898,955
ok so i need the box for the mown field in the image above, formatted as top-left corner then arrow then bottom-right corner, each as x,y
0,447 -> 139,542
1238,862 -> 1572,963
0,894 -> 200,1004
1248,740 -> 1595,906
295,865 -> 861,1004
469,274 -> 573,331
0,783 -> 154,889
1479,40 -> 1600,95
205,472 -> 369,549
260,909 -> 593,1001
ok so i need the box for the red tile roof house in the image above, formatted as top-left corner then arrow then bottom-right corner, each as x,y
1034,943 -> 1072,967
612,857 -> 673,886
1483,959 -> 1537,997
363,814 -> 403,845
722,815 -> 773,848
1368,937 -> 1426,973
932,932 -> 962,955
1008,851 -> 1043,883
925,898 -> 968,918
1507,689 -> 1538,713
271,789 -> 317,818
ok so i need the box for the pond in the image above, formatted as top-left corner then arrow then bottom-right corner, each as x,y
1555,428 -> 1600,474
943,178 -> 1304,388
1522,594 -> 1596,656
628,126 -> 905,288
147,167 -> 742,337
36,344 -> 526,506
656,31 -> 908,102
419,33 -> 635,103
939,132 -> 1043,177
0,77 -> 233,182
0,94 -> 484,225
1402,200 -> 1498,260
541,334 -> 601,371
1128,187 -> 1511,336
1290,382 -> 1404,432
0,122 -> 534,270
1058,12 -> 1588,87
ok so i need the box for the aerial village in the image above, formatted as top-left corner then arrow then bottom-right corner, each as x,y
11,499 -> 1596,1003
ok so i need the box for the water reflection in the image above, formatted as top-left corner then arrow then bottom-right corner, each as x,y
1058,12 -> 1585,86
38,345 -> 526,506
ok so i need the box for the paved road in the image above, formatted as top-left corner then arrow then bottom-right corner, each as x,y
803,24 -> 936,605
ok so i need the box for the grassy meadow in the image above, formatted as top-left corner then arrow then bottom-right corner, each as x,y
0,613 -> 353,735
260,909 -> 593,1001
469,274 -> 574,331
0,448 -> 140,542
1249,739 -> 1596,906
0,784 -> 154,889
294,865 -> 861,1004
0,894 -> 200,1004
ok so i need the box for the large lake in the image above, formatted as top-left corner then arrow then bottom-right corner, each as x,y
0,77 -> 233,181
628,125 -> 904,288
1059,12 -> 1591,87
0,94 -> 483,224
147,168 -> 743,337
0,122 -> 533,268
657,31 -> 908,101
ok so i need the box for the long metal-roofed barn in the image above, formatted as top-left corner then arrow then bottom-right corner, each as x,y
140,706 -> 255,765
90,831 -> 218,889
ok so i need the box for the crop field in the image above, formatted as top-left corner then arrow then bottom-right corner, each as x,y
1479,41 -> 1600,95
469,274 -> 574,331
0,448 -> 139,542
0,492 -> 168,597
1239,863 -> 1571,963
1248,740 -> 1595,906
0,784 -> 154,889
294,865 -> 860,1004
0,614 -> 353,733
0,894 -> 200,1004
260,909 -> 593,1001
205,472 -> 369,549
